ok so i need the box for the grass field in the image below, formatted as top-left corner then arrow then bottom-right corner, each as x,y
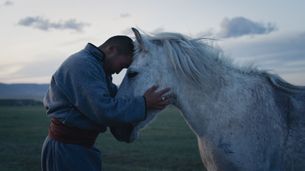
0,105 -> 206,171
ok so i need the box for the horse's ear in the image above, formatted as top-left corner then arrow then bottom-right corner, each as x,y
131,27 -> 146,51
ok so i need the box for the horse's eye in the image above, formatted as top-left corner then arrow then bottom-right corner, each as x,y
127,71 -> 138,78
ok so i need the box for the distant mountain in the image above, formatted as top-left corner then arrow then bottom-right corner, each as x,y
0,83 -> 49,101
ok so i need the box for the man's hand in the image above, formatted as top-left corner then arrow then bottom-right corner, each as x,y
143,85 -> 171,110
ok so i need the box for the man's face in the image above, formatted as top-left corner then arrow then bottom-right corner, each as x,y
108,52 -> 132,74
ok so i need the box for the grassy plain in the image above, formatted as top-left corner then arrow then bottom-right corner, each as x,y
0,105 -> 205,171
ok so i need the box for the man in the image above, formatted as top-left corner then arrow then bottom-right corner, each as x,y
41,35 -> 170,171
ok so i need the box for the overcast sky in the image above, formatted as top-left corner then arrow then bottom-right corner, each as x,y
0,0 -> 304,85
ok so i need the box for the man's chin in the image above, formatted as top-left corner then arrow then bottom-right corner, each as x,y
115,70 -> 121,74
109,71 -> 117,75
111,69 -> 121,74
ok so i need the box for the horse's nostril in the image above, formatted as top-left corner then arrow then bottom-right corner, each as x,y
127,71 -> 138,78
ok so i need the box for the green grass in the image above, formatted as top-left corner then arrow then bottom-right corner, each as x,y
0,105 -> 206,171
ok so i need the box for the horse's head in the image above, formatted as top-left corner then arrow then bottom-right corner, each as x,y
117,28 -> 176,141
117,28 -> 220,141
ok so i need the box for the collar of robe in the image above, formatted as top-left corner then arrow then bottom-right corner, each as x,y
84,43 -> 105,64
84,42 -> 114,80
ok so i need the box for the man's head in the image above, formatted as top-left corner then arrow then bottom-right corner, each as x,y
99,35 -> 134,75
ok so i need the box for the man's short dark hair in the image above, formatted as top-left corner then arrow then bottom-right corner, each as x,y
101,35 -> 134,55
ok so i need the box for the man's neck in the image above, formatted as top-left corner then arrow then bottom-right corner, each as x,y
98,47 -> 112,76
102,63 -> 113,76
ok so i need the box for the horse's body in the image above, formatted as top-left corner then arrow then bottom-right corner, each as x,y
117,28 -> 305,171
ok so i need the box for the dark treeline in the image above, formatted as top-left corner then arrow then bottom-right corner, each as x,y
0,99 -> 43,106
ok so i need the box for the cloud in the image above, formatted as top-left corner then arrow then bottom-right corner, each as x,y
18,16 -> 90,32
197,17 -> 278,39
3,0 -> 13,6
120,13 -> 131,18
0,57 -> 64,83
0,63 -> 22,77
219,17 -> 277,38
219,31 -> 305,85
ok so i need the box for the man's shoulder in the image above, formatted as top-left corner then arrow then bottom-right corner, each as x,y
63,50 -> 90,66
52,49 -> 105,83
60,50 -> 102,72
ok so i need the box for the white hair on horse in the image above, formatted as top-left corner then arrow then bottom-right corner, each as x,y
117,28 -> 305,171
149,32 -> 250,84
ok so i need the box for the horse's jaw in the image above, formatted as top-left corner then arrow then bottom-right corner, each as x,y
128,91 -> 177,141
129,110 -> 160,141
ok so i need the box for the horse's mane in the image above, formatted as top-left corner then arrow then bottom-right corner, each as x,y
142,32 -> 305,92
144,32 -> 259,86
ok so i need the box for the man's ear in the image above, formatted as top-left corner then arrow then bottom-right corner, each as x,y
108,45 -> 118,56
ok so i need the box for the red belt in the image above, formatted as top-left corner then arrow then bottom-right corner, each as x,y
48,118 -> 100,148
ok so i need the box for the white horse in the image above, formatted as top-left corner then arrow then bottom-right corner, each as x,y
117,28 -> 305,171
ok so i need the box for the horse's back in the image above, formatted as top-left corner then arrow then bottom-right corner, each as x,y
268,74 -> 305,171
268,74 -> 305,123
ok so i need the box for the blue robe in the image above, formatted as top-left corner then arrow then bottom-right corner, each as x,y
41,43 -> 146,171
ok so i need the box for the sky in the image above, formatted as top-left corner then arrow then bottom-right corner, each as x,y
0,0 -> 304,85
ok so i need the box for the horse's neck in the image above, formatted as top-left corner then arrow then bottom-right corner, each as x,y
172,68 -> 267,137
